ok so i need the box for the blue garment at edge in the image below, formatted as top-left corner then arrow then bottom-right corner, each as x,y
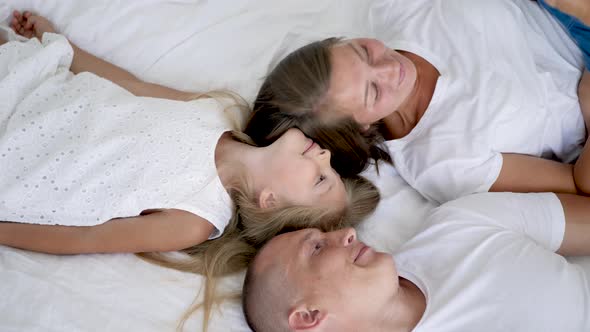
538,0 -> 590,70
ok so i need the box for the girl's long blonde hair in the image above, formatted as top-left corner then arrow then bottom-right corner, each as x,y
138,91 -> 381,331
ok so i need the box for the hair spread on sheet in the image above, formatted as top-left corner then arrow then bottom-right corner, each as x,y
247,37 -> 392,177
138,92 -> 381,331
186,89 -> 251,131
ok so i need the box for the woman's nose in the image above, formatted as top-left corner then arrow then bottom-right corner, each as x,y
375,60 -> 396,83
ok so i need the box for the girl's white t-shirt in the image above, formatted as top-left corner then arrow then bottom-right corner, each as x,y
369,0 -> 586,203
0,33 -> 232,239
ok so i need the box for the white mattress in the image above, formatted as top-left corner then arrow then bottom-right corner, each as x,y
1,1 -> 589,331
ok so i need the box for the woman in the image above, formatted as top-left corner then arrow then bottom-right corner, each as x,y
248,0 -> 590,203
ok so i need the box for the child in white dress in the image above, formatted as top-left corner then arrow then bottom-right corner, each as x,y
2,11 -> 380,331
1,12 -> 379,263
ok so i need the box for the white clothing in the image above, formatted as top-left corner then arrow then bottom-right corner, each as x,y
0,34 -> 232,239
369,0 -> 586,203
395,193 -> 589,331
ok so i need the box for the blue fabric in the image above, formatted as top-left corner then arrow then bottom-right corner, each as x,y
538,0 -> 590,70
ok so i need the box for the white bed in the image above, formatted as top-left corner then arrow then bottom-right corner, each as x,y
1,1 -> 589,331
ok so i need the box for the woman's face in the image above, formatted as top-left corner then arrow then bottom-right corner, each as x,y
325,38 -> 417,127
256,128 -> 347,210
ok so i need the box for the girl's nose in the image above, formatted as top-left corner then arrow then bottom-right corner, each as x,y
318,148 -> 330,159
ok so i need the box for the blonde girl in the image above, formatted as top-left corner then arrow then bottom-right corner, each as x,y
4,12 -> 380,330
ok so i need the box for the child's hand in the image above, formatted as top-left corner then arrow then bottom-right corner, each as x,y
10,11 -> 56,40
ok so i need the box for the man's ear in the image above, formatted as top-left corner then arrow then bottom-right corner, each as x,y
259,188 -> 277,209
288,305 -> 325,331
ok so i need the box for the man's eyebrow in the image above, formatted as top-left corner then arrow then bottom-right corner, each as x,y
348,43 -> 369,108
296,229 -> 316,259
300,229 -> 315,246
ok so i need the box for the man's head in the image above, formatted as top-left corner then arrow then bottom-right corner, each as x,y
242,227 -> 399,331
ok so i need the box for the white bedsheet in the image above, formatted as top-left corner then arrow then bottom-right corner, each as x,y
1,1 -> 589,331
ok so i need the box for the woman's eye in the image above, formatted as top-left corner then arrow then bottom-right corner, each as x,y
372,82 -> 380,102
361,45 -> 370,61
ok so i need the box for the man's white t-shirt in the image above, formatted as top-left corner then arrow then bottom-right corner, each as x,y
395,193 -> 589,331
369,0 -> 586,203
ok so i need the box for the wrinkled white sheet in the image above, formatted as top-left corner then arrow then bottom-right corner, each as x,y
0,1 -> 588,331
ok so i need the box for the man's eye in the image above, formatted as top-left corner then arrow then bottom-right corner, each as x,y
313,242 -> 323,254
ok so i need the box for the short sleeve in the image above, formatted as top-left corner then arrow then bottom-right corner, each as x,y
169,97 -> 234,239
390,138 -> 504,204
175,174 -> 233,240
434,192 -> 566,252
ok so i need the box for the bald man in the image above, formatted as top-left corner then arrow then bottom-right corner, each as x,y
242,192 -> 590,332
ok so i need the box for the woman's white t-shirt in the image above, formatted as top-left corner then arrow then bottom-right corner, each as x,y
0,33 -> 232,239
369,0 -> 586,203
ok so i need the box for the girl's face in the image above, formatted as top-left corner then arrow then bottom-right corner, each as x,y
325,38 -> 418,127
256,129 -> 347,210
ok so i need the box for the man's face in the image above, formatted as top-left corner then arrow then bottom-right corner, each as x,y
256,227 -> 399,330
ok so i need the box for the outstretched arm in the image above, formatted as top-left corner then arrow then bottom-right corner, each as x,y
11,10 -> 197,101
0,209 -> 214,254
492,150 -> 590,197
556,193 -> 590,256
490,153 -> 579,194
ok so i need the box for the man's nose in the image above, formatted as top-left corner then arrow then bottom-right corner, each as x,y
332,227 -> 356,246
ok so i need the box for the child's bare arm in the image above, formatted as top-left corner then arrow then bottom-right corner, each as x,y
0,209 -> 215,254
11,10 -> 197,101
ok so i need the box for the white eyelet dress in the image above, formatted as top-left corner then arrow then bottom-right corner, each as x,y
0,32 -> 233,239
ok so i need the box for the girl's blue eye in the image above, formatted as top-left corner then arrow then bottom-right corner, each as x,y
316,174 -> 326,185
